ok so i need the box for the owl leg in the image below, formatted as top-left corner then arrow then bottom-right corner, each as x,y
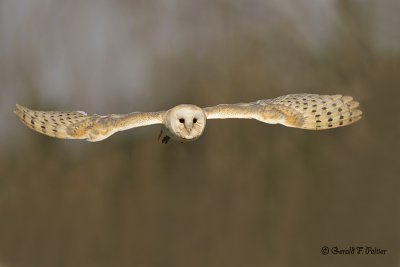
158,128 -> 170,144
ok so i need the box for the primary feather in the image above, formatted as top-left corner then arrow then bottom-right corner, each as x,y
256,94 -> 362,129
14,104 -> 95,139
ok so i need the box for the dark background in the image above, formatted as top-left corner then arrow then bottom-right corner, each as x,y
0,1 -> 399,266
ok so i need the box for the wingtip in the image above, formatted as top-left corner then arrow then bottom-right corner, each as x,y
15,103 -> 25,111
14,104 -> 29,118
14,104 -> 21,116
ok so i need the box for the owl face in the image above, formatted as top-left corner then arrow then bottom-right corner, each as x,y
165,104 -> 206,141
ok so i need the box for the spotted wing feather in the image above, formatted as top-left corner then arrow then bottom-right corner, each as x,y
14,104 -> 98,140
259,94 -> 362,130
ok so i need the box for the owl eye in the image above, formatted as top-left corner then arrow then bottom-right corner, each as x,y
179,118 -> 185,123
193,118 -> 197,123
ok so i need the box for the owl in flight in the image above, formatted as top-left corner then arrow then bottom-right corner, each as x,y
15,94 -> 362,144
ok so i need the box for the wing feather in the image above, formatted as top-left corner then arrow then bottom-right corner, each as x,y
15,104 -> 165,141
204,93 -> 362,130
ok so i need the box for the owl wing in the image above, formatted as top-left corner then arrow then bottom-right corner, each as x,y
203,94 -> 362,130
14,104 -> 165,141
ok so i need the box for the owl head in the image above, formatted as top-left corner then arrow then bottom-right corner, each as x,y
164,104 -> 206,141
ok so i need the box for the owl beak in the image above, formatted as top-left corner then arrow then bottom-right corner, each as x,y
184,124 -> 192,133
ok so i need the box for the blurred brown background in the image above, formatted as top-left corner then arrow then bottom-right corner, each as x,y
0,0 -> 399,266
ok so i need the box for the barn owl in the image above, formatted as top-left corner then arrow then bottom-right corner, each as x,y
15,94 -> 362,144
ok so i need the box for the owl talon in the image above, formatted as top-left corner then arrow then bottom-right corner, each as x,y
162,135 -> 170,144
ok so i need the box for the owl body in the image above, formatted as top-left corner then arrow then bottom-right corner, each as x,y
15,93 -> 362,143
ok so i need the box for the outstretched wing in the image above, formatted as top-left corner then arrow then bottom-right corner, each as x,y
14,104 -> 165,141
203,94 -> 362,130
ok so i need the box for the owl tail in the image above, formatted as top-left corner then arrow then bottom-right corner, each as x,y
300,95 -> 362,130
